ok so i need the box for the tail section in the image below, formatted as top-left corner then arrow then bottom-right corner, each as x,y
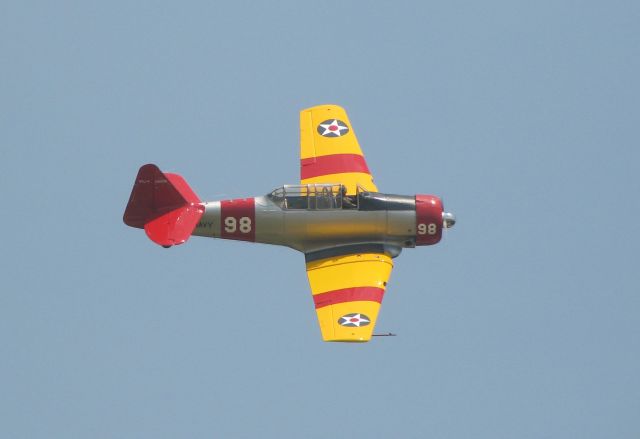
123,164 -> 204,247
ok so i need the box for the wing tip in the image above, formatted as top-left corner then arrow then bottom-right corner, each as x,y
323,338 -> 370,343
301,104 -> 346,114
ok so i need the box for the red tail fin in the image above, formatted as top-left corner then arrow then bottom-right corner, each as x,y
123,164 -> 204,247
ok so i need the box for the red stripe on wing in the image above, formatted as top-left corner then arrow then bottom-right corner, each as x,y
313,287 -> 385,309
301,154 -> 370,180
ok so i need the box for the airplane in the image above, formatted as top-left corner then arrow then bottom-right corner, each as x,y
123,105 -> 456,342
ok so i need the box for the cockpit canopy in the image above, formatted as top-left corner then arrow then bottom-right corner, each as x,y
268,184 -> 347,210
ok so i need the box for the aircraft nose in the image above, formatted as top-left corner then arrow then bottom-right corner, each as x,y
443,211 -> 456,228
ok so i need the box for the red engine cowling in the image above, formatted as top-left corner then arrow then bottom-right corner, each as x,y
415,195 -> 443,246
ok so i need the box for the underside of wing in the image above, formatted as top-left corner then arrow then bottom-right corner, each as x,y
300,105 -> 378,195
305,252 -> 393,342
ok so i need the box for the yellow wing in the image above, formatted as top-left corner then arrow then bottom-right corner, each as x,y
300,105 -> 378,195
306,252 -> 393,342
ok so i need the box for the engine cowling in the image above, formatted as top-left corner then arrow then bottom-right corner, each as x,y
415,194 -> 444,246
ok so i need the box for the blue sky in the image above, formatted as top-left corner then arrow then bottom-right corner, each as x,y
2,1 -> 639,437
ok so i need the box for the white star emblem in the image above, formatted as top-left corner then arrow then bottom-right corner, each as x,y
338,313 -> 371,327
317,119 -> 349,137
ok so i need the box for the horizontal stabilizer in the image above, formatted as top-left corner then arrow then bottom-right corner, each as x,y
123,164 -> 204,246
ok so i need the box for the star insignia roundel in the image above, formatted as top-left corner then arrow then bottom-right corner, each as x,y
338,313 -> 371,327
317,119 -> 349,137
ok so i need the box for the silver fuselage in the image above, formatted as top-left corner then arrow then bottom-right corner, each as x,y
192,194 -> 417,257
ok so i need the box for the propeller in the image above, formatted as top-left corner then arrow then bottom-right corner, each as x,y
443,211 -> 456,229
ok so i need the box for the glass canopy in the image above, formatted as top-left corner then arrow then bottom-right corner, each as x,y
268,184 -> 346,210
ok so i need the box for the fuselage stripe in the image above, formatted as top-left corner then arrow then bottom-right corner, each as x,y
312,286 -> 385,309
301,154 -> 370,180
220,198 -> 256,242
